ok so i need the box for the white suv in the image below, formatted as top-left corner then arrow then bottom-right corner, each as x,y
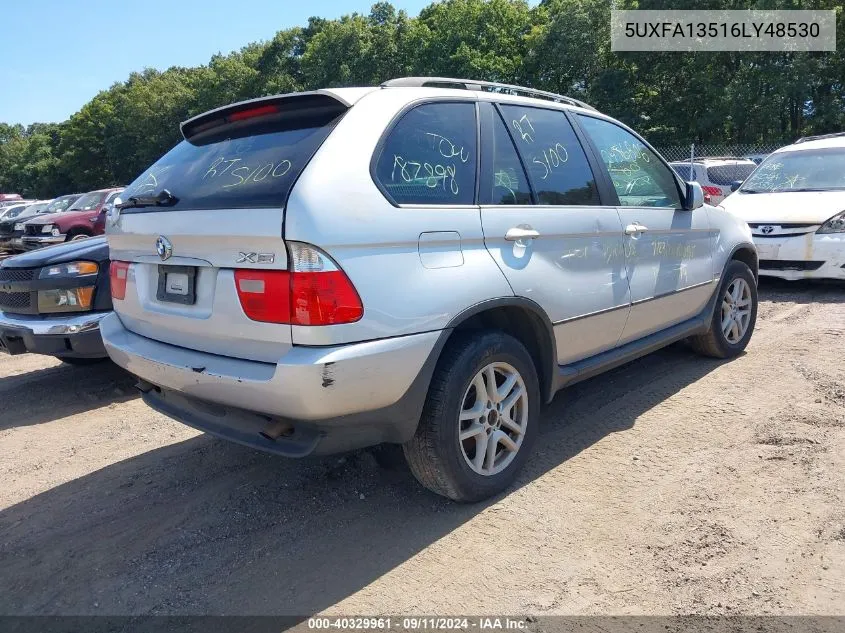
101,78 -> 758,502
670,158 -> 757,205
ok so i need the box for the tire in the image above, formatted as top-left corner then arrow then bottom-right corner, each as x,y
689,260 -> 758,358
68,232 -> 91,241
61,357 -> 108,366
403,331 -> 540,503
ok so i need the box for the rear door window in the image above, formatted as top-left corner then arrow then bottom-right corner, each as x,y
121,104 -> 345,211
499,105 -> 600,206
374,102 -> 477,205
479,103 -> 532,205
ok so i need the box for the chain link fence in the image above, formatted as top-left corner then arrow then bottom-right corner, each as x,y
654,143 -> 785,188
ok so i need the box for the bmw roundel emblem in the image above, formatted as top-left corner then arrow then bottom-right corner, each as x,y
156,236 -> 173,261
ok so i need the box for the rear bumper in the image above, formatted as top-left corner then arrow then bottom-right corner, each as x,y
0,311 -> 109,358
101,314 -> 444,456
754,233 -> 845,280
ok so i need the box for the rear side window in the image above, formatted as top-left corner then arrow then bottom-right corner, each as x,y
121,103 -> 344,211
499,105 -> 600,206
374,102 -> 477,205
707,164 -> 755,185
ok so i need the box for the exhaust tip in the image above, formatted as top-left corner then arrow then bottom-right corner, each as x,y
260,420 -> 294,441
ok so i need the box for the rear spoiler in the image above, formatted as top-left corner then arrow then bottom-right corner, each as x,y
180,91 -> 353,143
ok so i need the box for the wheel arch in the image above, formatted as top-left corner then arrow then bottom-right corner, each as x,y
728,242 -> 758,281
442,297 -> 557,404
65,225 -> 93,240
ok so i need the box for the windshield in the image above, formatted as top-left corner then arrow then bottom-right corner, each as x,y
45,195 -> 79,213
22,202 -> 49,216
70,191 -> 107,211
1,205 -> 27,219
741,148 -> 845,193
121,106 -> 343,211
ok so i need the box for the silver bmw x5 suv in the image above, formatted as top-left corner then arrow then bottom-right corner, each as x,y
102,77 -> 758,502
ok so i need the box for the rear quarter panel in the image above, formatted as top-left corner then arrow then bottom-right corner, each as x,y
285,89 -> 514,345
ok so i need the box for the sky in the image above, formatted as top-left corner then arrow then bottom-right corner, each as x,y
0,0 -> 433,126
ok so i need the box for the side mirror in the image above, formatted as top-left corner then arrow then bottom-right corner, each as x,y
730,180 -> 743,192
684,181 -> 704,210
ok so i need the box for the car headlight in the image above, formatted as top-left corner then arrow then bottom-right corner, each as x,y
41,224 -> 54,234
37,287 -> 95,313
817,211 -> 845,234
38,261 -> 99,279
14,223 -> 23,231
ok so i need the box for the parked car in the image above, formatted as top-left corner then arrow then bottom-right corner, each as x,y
20,188 -> 123,250
101,78 -> 758,502
670,158 -> 757,204
0,201 -> 52,251
0,194 -> 23,204
0,202 -> 31,222
0,236 -> 112,363
721,132 -> 845,280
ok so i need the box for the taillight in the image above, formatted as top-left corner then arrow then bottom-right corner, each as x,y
702,185 -> 722,197
234,270 -> 291,324
110,260 -> 129,300
234,243 -> 363,326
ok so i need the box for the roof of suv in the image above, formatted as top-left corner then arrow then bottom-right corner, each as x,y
777,132 -> 845,153
181,77 -> 601,139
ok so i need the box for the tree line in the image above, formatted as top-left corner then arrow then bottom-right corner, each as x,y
1,0 -> 842,199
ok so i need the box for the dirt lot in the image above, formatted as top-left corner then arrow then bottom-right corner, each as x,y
0,279 -> 843,617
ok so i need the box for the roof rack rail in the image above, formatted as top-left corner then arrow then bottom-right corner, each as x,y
381,77 -> 596,111
795,131 -> 845,144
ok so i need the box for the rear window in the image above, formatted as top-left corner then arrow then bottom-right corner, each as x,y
121,104 -> 345,211
706,163 -> 755,185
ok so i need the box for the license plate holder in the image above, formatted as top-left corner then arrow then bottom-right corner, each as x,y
156,265 -> 197,305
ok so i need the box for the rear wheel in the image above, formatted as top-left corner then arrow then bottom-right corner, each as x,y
689,260 -> 757,358
404,331 -> 540,502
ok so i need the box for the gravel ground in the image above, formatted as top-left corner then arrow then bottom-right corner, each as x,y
0,278 -> 842,616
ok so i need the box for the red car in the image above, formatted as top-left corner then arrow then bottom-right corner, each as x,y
20,188 -> 123,250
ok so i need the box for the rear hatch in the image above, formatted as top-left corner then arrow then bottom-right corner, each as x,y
108,92 -> 349,362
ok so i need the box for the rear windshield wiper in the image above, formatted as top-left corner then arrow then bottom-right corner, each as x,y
117,189 -> 179,210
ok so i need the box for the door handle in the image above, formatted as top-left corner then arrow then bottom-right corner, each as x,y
505,227 -> 541,242
624,223 -> 648,236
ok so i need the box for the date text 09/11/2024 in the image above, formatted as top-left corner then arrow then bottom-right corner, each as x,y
307,617 -> 530,630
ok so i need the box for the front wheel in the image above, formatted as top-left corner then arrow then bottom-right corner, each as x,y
689,260 -> 758,358
403,331 -> 540,502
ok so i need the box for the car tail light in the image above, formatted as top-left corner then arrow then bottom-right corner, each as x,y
702,185 -> 722,197
110,261 -> 130,300
235,269 -> 291,324
234,242 -> 363,326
